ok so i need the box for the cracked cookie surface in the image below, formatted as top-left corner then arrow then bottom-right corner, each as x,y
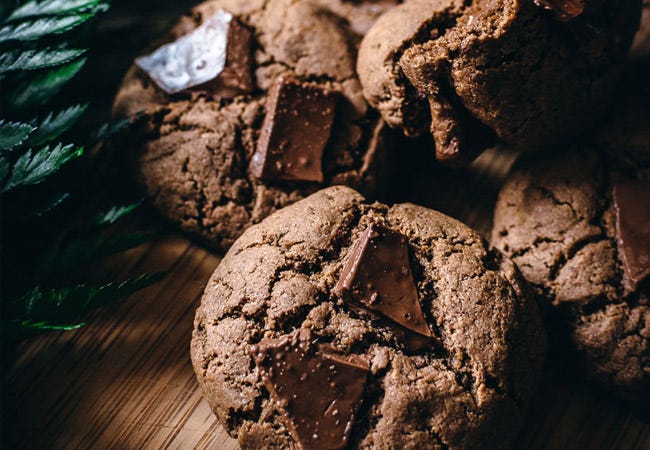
113,0 -> 396,251
358,0 -> 642,164
491,149 -> 650,402
191,186 -> 546,449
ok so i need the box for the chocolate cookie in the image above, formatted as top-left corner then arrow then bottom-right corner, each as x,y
191,186 -> 546,449
113,0 -> 396,251
357,0 -> 642,164
631,0 -> 650,59
491,149 -> 650,402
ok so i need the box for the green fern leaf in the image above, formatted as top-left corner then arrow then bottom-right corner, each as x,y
26,104 -> 87,146
32,191 -> 71,217
36,231 -> 156,277
92,201 -> 143,226
19,321 -> 85,331
0,120 -> 36,151
2,143 -> 84,192
86,273 -> 165,309
8,58 -> 86,109
0,48 -> 86,74
0,156 -> 10,183
14,273 -> 164,323
7,0 -> 107,21
0,14 -> 93,43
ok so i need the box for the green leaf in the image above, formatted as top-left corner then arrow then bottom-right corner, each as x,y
0,156 -> 10,182
86,273 -> 165,310
2,143 -> 84,192
37,231 -> 156,277
8,58 -> 86,109
91,113 -> 140,141
7,0 -> 107,21
0,120 -> 35,151
26,104 -> 87,146
0,14 -> 93,43
0,48 -> 86,74
92,201 -> 143,226
32,191 -> 70,216
19,321 -> 85,331
12,273 -> 164,322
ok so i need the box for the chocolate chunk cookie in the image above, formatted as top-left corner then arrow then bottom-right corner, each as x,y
491,149 -> 650,402
358,0 -> 642,164
113,0 -> 396,251
191,186 -> 546,449
631,0 -> 650,59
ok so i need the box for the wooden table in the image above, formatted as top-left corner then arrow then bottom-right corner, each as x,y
2,1 -> 649,449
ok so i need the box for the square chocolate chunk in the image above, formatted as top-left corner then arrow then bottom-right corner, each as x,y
196,16 -> 254,98
251,329 -> 368,450
334,223 -> 433,339
249,76 -> 337,183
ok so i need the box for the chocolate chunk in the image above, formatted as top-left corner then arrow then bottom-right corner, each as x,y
249,77 -> 336,183
533,0 -> 584,21
250,329 -> 369,450
194,16 -> 254,98
135,10 -> 253,96
334,223 -> 433,340
613,178 -> 650,292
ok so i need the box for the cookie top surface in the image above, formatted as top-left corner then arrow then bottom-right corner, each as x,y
491,148 -> 650,401
113,0 -> 395,251
358,0 -> 642,164
191,185 -> 546,449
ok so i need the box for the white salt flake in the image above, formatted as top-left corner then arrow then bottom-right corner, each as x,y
135,10 -> 233,94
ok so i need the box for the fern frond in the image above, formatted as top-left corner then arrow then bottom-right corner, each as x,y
26,104 -> 87,146
91,114 -> 138,141
7,0 -> 108,21
0,14 -> 93,43
2,143 -> 84,192
32,191 -> 70,217
36,231 -> 156,277
92,201 -> 143,226
0,120 -> 36,151
8,58 -> 86,109
18,321 -> 85,331
87,273 -> 165,309
8,272 -> 164,328
0,48 -> 86,74
0,156 -> 10,182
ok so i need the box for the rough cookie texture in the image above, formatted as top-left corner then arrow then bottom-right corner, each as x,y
358,0 -> 642,163
491,149 -> 650,402
113,0 -> 397,251
191,186 -> 546,449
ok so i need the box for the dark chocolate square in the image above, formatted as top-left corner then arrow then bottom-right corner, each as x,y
249,76 -> 336,183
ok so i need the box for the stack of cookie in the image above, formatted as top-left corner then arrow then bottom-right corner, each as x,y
113,0 -> 647,448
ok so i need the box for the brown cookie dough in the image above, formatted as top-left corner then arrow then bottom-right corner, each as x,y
631,0 -> 650,59
191,186 -> 546,449
113,0 -> 396,251
491,149 -> 650,402
315,0 -> 402,36
358,0 -> 642,164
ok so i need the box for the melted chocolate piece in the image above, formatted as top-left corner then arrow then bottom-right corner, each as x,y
250,76 -> 336,183
334,223 -> 433,340
251,329 -> 369,450
195,16 -> 254,98
533,0 -> 584,21
613,178 -> 650,292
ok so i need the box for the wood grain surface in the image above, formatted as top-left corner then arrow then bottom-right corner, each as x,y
2,1 -> 649,449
